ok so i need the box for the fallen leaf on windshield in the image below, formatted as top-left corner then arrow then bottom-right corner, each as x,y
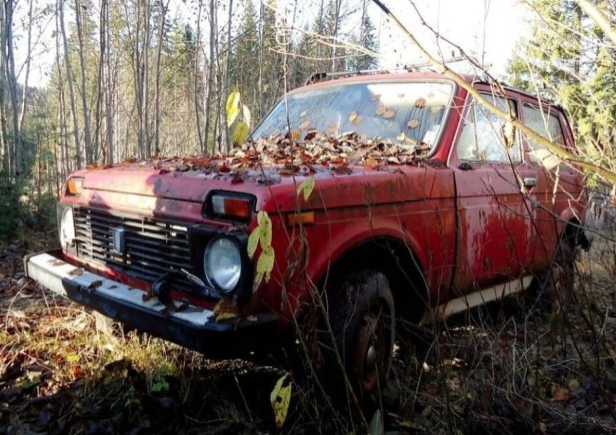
408,119 -> 420,129
376,105 -> 386,116
349,111 -> 360,124
365,157 -> 379,169
304,129 -> 318,141
415,97 -> 427,108
382,110 -> 395,119
371,94 -> 381,102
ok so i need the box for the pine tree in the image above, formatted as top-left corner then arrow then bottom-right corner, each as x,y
508,0 -> 616,165
348,0 -> 379,71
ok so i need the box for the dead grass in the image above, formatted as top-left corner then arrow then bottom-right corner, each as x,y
1,236 -> 615,434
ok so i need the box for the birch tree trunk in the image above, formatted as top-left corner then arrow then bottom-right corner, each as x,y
4,0 -> 21,176
59,0 -> 83,169
153,0 -> 169,156
0,2 -> 9,175
74,0 -> 93,164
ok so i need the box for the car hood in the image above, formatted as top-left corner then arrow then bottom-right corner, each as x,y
73,152 -> 446,215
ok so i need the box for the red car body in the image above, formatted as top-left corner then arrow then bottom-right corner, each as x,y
25,72 -> 586,356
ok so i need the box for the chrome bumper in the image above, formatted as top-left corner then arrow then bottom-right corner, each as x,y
24,251 -> 278,355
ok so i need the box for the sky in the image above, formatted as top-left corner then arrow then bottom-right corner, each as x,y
371,0 -> 531,77
15,0 -> 531,88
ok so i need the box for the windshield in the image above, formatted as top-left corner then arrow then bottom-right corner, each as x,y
252,81 -> 454,151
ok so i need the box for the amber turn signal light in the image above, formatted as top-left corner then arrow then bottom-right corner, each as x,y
286,211 -> 315,226
65,177 -> 84,196
208,193 -> 255,222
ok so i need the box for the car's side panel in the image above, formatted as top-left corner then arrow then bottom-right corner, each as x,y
266,168 -> 458,311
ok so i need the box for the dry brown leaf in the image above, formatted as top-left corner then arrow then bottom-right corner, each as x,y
382,110 -> 395,119
415,97 -> 427,108
349,111 -> 360,124
408,119 -> 420,129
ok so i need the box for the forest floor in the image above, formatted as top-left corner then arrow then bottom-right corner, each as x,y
1,231 -> 616,435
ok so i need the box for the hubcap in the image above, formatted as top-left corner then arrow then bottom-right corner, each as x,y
351,301 -> 392,400
365,345 -> 377,371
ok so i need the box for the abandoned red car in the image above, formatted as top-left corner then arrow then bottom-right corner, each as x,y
25,70 -> 587,400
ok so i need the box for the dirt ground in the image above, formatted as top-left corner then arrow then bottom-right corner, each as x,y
1,234 -> 616,434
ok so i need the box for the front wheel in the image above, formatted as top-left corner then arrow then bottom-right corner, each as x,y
321,270 -> 395,405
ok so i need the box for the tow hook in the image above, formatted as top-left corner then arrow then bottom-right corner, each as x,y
152,273 -> 173,304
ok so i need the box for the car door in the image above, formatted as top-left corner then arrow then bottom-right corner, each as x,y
451,90 -> 537,293
519,101 -> 584,264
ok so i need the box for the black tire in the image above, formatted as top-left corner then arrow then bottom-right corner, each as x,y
530,235 -> 576,314
320,270 -> 395,406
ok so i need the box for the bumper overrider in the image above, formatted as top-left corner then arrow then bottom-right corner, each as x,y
24,250 -> 278,356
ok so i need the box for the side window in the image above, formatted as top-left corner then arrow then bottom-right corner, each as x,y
457,95 -> 521,163
522,104 -> 566,171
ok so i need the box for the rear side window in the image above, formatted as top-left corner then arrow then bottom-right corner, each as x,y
457,95 -> 521,163
522,104 -> 566,170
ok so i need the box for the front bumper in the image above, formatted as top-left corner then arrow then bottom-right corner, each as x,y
24,250 -> 278,356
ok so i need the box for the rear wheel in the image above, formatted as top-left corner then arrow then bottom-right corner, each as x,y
530,235 -> 577,314
321,270 -> 395,406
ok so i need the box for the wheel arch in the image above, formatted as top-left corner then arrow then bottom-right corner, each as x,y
314,235 -> 429,325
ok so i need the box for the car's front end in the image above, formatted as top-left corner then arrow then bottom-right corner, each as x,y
25,168 -> 284,356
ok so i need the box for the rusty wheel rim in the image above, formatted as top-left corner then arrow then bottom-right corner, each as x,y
351,302 -> 392,400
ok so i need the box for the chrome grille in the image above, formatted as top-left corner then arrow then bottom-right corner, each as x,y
73,206 -> 194,290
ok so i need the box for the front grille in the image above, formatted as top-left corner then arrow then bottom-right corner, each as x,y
73,206 -> 194,291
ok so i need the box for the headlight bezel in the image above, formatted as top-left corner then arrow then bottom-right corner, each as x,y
58,204 -> 76,250
203,236 -> 243,294
203,191 -> 256,224
188,228 -> 253,302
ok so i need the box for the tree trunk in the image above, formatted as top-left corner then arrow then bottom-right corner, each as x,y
193,0 -> 204,153
142,0 -> 151,157
59,0 -> 83,169
203,0 -> 217,153
4,0 -> 21,177
153,0 -> 169,157
0,2 -> 9,175
17,0 -> 34,157
74,0 -> 93,164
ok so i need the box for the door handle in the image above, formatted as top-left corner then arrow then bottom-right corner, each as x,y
523,177 -> 537,188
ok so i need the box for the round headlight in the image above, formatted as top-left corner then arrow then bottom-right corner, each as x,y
60,207 -> 75,249
204,237 -> 242,293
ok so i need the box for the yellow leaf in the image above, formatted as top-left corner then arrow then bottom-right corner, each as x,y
296,176 -> 316,201
257,211 -> 272,250
226,92 -> 241,127
231,121 -> 250,145
247,226 -> 260,259
400,419 -> 424,430
257,246 -> 275,283
270,374 -> 292,428
66,354 -> 80,364
215,312 -> 238,322
213,298 -> 239,322
242,104 -> 252,128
